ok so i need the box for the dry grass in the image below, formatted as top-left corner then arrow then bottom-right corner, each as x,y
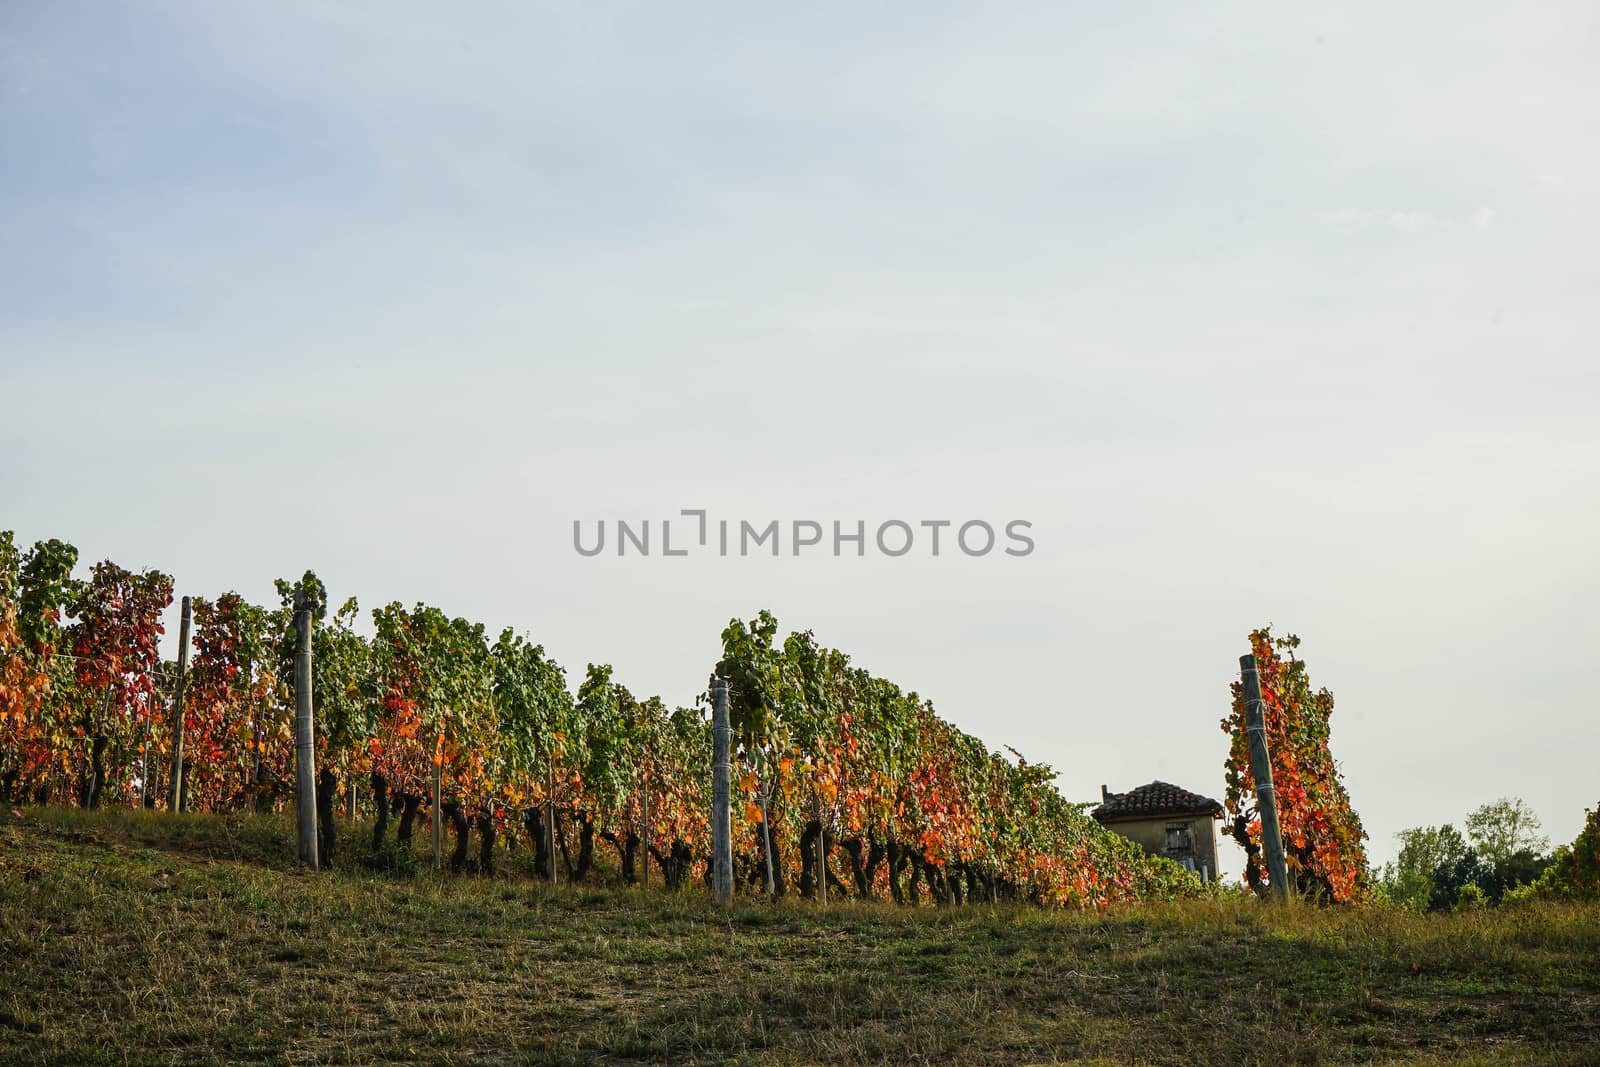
1,806 -> 1597,1065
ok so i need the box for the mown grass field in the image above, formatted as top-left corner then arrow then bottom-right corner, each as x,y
0,808 -> 1596,1066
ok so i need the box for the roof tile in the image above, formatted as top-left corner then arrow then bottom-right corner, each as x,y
1092,780 -> 1223,822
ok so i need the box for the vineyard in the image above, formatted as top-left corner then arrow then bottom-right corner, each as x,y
5,532 -> 1600,1065
0,532 -> 1199,908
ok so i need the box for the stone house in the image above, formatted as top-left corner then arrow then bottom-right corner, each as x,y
1091,780 -> 1224,882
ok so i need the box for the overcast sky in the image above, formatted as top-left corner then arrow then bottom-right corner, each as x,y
4,3 -> 1597,876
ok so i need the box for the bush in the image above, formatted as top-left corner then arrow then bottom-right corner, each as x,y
368,838 -> 421,878
1499,882 -> 1541,908
1540,804 -> 1600,899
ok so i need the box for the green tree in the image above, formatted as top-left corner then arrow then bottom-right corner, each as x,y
1533,802 -> 1600,900
1465,797 -> 1548,867
1385,804 -> 1555,911
1381,824 -> 1467,911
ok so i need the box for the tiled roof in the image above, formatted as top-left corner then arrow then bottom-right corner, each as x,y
1092,781 -> 1223,822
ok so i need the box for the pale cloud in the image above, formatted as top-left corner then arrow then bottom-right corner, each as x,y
1387,210 -> 1434,233
1319,208 -> 1373,229
1321,206 -> 1500,234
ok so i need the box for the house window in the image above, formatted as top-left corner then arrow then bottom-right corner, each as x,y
1165,823 -> 1193,853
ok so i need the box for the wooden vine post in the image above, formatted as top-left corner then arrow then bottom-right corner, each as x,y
547,757 -> 557,885
166,595 -> 192,812
817,803 -> 827,905
292,594 -> 319,869
641,769 -> 650,891
760,787 -> 775,899
1239,652 -> 1290,902
710,677 -> 733,904
431,729 -> 443,870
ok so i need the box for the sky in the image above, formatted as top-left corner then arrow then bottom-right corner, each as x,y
3,3 -> 1597,878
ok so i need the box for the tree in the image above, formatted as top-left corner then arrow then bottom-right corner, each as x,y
1530,802 -> 1599,900
1381,824 -> 1467,911
1429,846 -> 1551,910
1384,801 -> 1557,911
1465,797 -> 1548,867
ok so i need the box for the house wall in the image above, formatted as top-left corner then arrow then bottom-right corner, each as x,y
1101,815 -> 1220,881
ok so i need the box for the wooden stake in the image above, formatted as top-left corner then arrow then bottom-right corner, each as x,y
137,686 -> 150,809
167,596 -> 192,812
710,678 -> 732,904
760,788 -> 775,899
1240,653 -> 1290,902
293,598 -> 319,869
641,770 -> 650,892
817,814 -> 827,906
431,730 -> 442,871
547,757 -> 557,885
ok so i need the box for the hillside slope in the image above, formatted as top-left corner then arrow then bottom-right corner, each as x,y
1,808 -> 1597,1065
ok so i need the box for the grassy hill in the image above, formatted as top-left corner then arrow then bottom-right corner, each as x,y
1,807 -> 1596,1065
